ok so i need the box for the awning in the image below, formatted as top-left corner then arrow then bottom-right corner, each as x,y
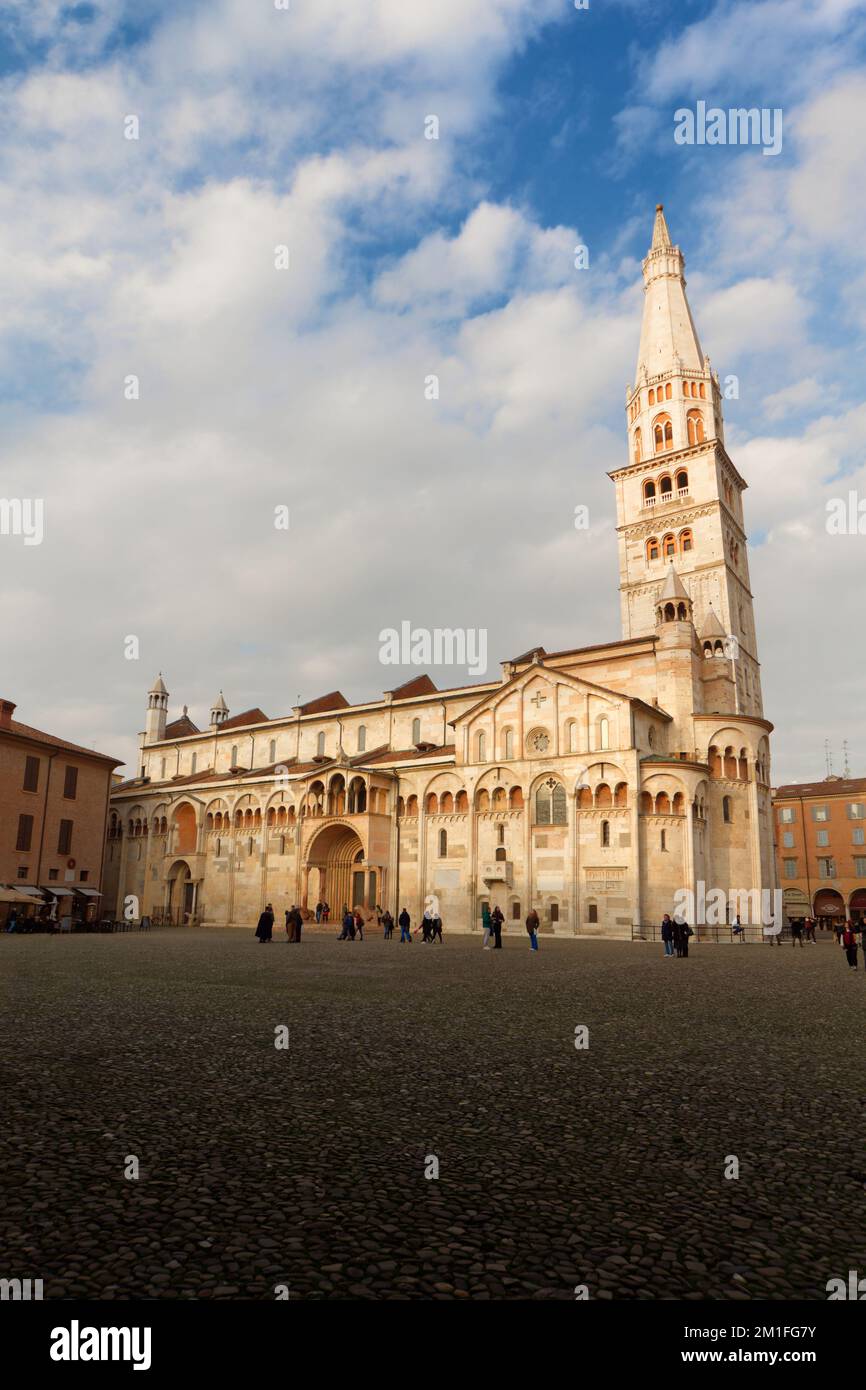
0,887 -> 35,904
43,886 -> 74,896
74,888 -> 102,898
12,886 -> 48,899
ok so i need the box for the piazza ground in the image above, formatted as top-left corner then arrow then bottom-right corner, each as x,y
3,928 -> 865,1301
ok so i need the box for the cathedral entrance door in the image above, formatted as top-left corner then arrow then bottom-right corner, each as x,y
305,823 -> 365,916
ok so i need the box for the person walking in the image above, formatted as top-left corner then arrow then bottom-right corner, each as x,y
398,907 -> 411,943
285,907 -> 295,942
661,913 -> 675,957
525,907 -> 540,952
481,903 -> 492,950
354,910 -> 364,941
315,901 -> 323,924
255,904 -> 274,944
431,913 -> 443,944
842,920 -> 859,970
382,910 -> 394,939
805,916 -> 817,944
339,908 -> 354,940
291,905 -> 303,943
322,901 -> 330,923
421,909 -> 433,943
791,918 -> 804,948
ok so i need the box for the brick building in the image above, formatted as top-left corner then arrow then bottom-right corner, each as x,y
0,698 -> 122,923
772,776 -> 866,926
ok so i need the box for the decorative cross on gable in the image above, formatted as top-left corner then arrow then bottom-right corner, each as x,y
529,691 -> 548,710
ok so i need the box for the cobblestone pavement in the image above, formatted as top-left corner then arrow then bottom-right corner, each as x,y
3,929 -> 865,1300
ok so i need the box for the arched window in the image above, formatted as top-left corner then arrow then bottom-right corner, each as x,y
601,820 -> 610,847
440,791 -> 453,812
723,795 -> 732,823
411,718 -> 421,745
633,429 -> 642,463
426,792 -> 438,814
659,474 -> 673,498
567,720 -> 578,753
653,413 -> 673,453
662,533 -> 676,558
649,387 -> 656,405
660,829 -> 667,851
647,537 -> 660,562
643,479 -> 656,505
536,780 -> 567,826
676,469 -> 689,492
687,409 -> 705,446
191,752 -> 197,774
665,382 -> 672,400
231,745 -> 238,766
438,829 -> 447,857
456,790 -> 468,812
699,382 -> 706,399
476,731 -> 486,762
357,725 -> 366,753
316,731 -> 326,757
598,717 -> 610,751
269,739 -> 276,764
503,728 -> 514,760
679,528 -> 693,553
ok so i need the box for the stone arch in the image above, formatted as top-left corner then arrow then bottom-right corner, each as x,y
171,801 -> 198,855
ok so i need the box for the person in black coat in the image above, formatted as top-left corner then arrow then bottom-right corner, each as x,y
255,905 -> 274,943
661,913 -> 675,957
491,906 -> 504,950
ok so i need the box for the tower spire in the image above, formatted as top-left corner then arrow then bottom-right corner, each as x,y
636,204 -> 704,382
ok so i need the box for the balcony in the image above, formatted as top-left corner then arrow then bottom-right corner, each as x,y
481,860 -> 513,885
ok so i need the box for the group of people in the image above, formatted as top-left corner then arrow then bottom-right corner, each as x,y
254,903 -> 304,943
480,903 -> 540,951
313,902 -> 331,923
660,914 -> 694,958
338,907 -> 366,940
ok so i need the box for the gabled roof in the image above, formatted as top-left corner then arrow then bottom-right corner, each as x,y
386,674 -> 438,699
509,645 -> 548,665
165,715 -> 201,739
448,660 -> 666,728
297,691 -> 349,716
220,707 -> 269,731
1,717 -> 122,766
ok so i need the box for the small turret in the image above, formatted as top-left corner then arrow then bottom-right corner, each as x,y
144,673 -> 169,745
655,564 -> 693,626
210,691 -> 229,729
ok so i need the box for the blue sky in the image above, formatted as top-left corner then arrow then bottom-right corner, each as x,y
0,0 -> 865,782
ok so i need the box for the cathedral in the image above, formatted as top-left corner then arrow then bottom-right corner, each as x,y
104,207 -> 776,937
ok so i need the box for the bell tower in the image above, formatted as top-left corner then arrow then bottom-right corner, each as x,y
610,205 -> 763,717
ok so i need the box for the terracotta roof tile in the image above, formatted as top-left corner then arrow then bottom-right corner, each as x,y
3,719 -> 122,766
386,674 -> 438,698
219,707 -> 269,731
164,715 -> 201,738
297,691 -> 349,716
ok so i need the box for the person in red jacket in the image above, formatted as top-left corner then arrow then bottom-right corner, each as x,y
842,921 -> 859,969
